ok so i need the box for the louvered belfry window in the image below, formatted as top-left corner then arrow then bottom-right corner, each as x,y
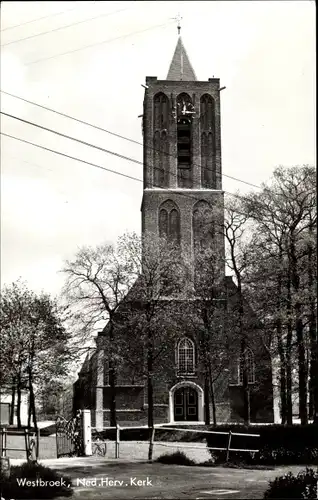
177,93 -> 193,188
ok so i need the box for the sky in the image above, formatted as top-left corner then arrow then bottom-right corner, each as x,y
1,0 -> 316,297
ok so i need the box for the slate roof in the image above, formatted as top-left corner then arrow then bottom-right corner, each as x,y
166,36 -> 197,81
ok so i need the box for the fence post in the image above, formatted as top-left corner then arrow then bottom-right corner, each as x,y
24,429 -> 29,461
2,428 -> 7,457
148,427 -> 155,461
82,410 -> 92,456
226,431 -> 232,462
36,428 -> 40,460
115,425 -> 120,459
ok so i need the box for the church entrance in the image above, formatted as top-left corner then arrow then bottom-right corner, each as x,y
174,387 -> 198,421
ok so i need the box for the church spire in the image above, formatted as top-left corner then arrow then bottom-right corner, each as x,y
166,24 -> 197,81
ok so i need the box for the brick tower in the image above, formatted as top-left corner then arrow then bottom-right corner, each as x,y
141,35 -> 225,277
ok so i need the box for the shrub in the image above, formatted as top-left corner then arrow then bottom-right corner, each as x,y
156,451 -> 195,466
206,424 -> 318,465
264,468 -> 318,499
0,461 -> 73,499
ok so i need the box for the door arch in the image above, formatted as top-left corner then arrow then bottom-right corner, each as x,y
169,381 -> 204,423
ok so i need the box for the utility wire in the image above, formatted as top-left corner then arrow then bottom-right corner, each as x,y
0,2 -> 91,32
0,95 -> 261,190
25,21 -> 174,66
1,6 -> 133,47
1,111 -> 143,167
1,132 -> 142,183
0,131 -> 258,211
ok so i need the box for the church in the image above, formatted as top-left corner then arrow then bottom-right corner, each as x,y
73,34 -> 278,428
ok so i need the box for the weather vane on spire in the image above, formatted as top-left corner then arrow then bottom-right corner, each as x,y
174,13 -> 182,36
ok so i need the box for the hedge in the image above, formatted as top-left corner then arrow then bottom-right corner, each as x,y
205,424 -> 318,465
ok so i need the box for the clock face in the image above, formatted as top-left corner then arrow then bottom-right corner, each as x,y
177,99 -> 195,116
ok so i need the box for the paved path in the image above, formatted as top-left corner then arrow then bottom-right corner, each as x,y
10,455 -> 312,499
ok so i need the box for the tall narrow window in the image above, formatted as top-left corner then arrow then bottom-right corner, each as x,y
177,93 -> 193,188
153,93 -> 170,188
159,209 -> 168,239
200,94 -> 216,188
177,338 -> 195,375
169,209 -> 180,246
158,200 -> 180,246
154,92 -> 169,130
239,348 -> 255,384
193,200 -> 215,252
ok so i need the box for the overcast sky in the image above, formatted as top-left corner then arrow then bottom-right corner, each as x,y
1,0 -> 315,297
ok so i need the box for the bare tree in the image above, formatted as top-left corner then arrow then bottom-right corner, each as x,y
62,241 -> 136,427
223,197 -> 253,425
118,232 -> 188,458
244,165 -> 317,424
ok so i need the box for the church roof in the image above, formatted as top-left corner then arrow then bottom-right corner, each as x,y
166,36 -> 197,81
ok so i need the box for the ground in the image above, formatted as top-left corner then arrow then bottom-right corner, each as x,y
10,455 -> 312,500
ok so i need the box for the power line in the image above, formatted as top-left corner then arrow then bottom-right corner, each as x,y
0,92 -> 262,190
0,132 -> 143,183
0,3 -> 90,32
1,6 -> 132,47
0,131 -> 257,212
25,21 -> 174,66
1,111 -> 143,167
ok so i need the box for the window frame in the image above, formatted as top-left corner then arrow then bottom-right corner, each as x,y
177,337 -> 196,376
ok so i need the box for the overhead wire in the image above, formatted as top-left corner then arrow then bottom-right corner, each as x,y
24,20 -> 175,66
0,131 -> 260,212
0,95 -> 261,190
0,2 -> 92,32
1,6 -> 133,47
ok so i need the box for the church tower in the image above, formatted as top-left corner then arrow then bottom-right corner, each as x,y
141,35 -> 225,277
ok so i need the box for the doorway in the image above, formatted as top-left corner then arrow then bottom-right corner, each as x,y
174,386 -> 198,421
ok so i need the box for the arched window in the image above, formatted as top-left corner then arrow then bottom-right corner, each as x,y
153,93 -> 170,188
154,92 -> 169,130
177,93 -> 193,188
193,200 -> 215,252
177,338 -> 195,375
200,94 -> 215,130
200,94 -> 216,189
239,348 -> 255,384
159,200 -> 180,246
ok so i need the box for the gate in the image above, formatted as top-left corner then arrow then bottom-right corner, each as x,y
55,411 -> 84,458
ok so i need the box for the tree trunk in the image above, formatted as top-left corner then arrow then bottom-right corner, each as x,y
286,322 -> 293,425
277,329 -> 287,424
147,329 -> 154,460
16,379 -> 22,428
277,250 -> 287,424
241,339 -> 251,426
307,237 -> 318,423
204,372 -> 210,425
290,236 -> 307,425
108,320 -> 117,427
208,362 -> 217,426
286,271 -> 293,425
147,340 -> 154,429
296,308 -> 308,425
10,382 -> 16,425
27,366 -> 37,430
238,281 -> 250,426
